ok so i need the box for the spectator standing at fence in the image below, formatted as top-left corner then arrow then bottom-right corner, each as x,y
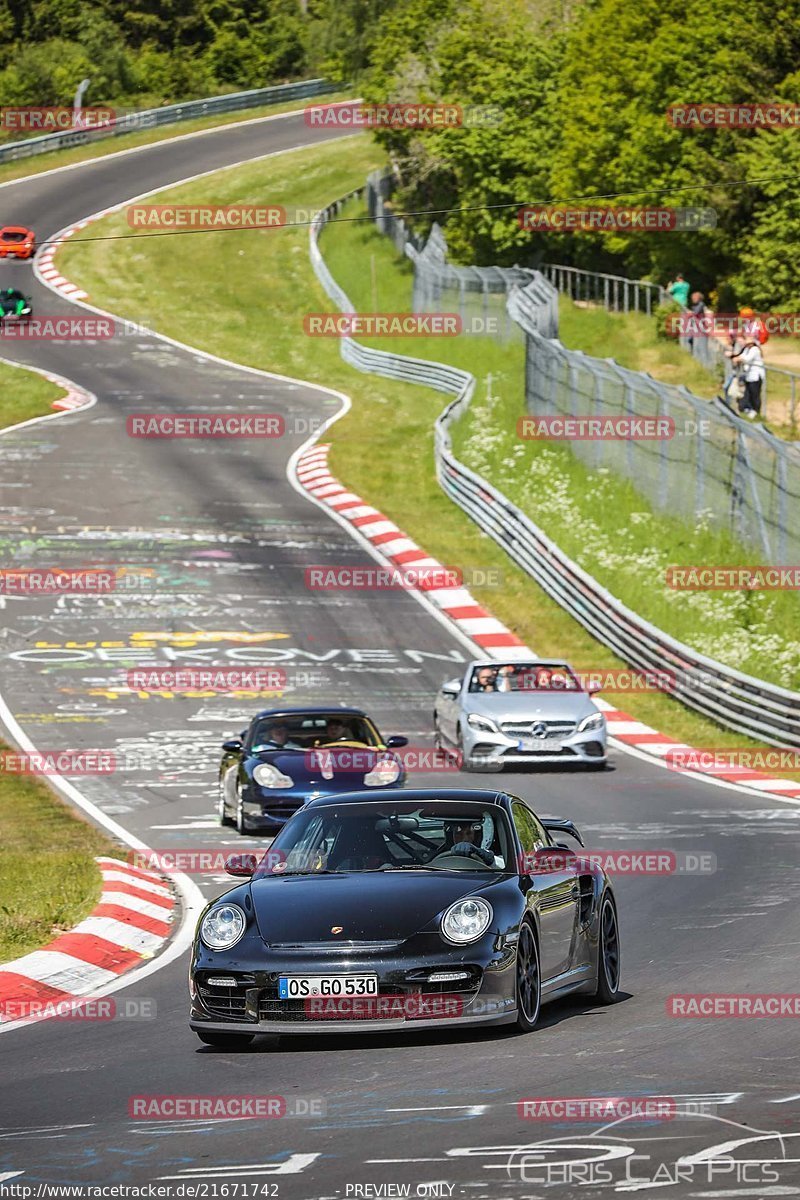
686,290 -> 707,349
722,327 -> 746,409
732,334 -> 765,419
667,273 -> 691,307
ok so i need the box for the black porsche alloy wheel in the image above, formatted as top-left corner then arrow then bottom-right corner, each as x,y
235,786 -> 247,835
196,1030 -> 255,1049
593,894 -> 621,1003
514,921 -> 541,1032
218,784 -> 233,827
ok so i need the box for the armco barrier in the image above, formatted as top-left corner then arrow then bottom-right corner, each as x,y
309,189 -> 800,750
0,78 -> 335,163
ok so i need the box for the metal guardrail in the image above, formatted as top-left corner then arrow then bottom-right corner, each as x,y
0,78 -> 335,163
541,263 -> 666,316
309,188 -> 800,749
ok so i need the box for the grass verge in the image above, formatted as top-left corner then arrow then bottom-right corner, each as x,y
0,91 -> 350,189
0,751 -> 119,961
55,137 -> 798,763
0,357 -> 66,428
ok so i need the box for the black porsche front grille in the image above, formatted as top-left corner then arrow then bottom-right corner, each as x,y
258,974 -> 481,1023
197,970 -> 482,1024
197,973 -> 257,1018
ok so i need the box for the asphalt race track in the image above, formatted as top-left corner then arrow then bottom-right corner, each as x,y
2,108 -> 800,1198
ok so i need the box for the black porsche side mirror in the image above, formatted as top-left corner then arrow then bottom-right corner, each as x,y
385,735 -> 408,748
225,852 -> 258,877
221,739 -> 242,752
520,846 -> 577,874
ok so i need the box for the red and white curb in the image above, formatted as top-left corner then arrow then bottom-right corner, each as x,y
296,443 -> 800,802
297,443 -> 528,655
0,857 -> 175,1025
36,226 -> 88,301
42,364 -> 92,413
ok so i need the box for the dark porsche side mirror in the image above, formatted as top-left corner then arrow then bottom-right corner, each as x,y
385,735 -> 408,748
520,846 -> 578,875
225,852 -> 258,877
221,739 -> 243,752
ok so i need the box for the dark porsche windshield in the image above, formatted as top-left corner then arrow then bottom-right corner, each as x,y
249,712 -> 382,752
256,802 -> 513,875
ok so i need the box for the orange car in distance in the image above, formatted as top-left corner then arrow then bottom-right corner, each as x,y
0,225 -> 35,259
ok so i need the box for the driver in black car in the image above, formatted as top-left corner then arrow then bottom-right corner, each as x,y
448,820 -> 495,866
258,722 -> 302,751
324,717 -> 353,742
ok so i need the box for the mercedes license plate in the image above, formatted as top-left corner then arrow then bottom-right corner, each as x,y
278,974 -> 378,999
519,737 -> 563,752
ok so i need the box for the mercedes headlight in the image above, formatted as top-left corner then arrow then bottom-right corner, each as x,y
441,897 -> 493,944
364,756 -> 401,787
253,762 -> 293,788
200,904 -> 246,951
467,714 -> 499,733
577,711 -> 605,733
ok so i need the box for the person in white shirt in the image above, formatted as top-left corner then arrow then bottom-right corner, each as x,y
732,337 -> 765,419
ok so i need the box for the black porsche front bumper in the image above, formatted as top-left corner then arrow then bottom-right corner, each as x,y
190,934 -> 518,1035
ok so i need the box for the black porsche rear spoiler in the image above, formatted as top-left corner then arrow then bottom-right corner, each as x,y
541,818 -> 585,847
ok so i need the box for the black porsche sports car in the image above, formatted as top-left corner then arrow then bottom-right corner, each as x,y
190,788 -> 621,1047
217,706 -> 408,834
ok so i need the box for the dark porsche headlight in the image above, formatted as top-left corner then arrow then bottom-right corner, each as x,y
253,763 -> 293,788
364,757 -> 401,786
441,897 -> 493,944
200,904 -> 246,950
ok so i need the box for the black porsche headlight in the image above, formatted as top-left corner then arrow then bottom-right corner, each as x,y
441,897 -> 493,944
200,904 -> 246,951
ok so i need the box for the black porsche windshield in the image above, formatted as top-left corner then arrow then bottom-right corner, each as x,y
256,802 -> 513,875
249,713 -> 382,752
